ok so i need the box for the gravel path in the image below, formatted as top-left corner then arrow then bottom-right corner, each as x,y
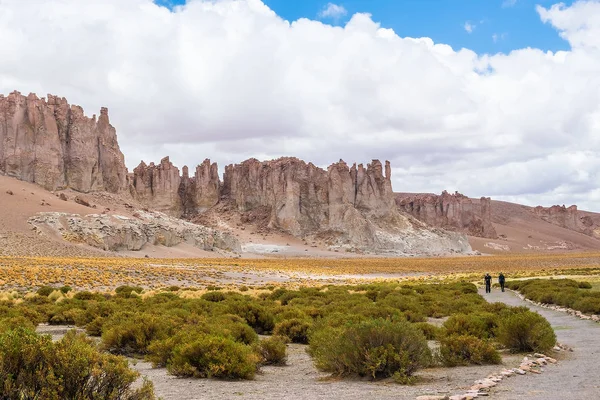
479,288 -> 600,400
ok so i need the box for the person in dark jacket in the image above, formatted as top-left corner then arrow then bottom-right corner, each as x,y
499,273 -> 506,292
484,273 -> 492,293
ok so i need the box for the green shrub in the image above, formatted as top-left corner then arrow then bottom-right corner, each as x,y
202,291 -> 226,302
36,286 -> 55,297
0,316 -> 36,334
413,322 -> 442,340
443,312 -> 498,339
273,318 -> 311,344
168,334 -> 258,379
115,286 -> 143,298
226,302 -> 275,334
254,336 -> 287,366
0,328 -> 155,400
308,318 -> 431,381
102,313 -> 175,355
578,281 -> 592,289
572,296 -> 600,314
497,309 -> 556,352
439,334 -> 501,366
60,285 -> 73,294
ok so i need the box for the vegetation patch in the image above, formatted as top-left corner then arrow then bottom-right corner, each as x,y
507,278 -> 600,315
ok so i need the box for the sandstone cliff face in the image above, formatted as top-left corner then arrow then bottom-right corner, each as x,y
221,158 -> 395,237
129,156 -> 471,254
396,191 -> 497,238
219,158 -> 470,254
533,205 -> 600,238
0,91 -> 127,193
130,157 -> 182,216
131,157 -> 220,217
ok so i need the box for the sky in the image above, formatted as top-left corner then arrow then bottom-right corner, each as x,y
0,0 -> 599,211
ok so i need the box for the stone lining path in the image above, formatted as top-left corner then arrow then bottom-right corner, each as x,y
479,288 -> 600,400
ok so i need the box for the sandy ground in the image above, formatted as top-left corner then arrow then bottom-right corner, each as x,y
480,288 -> 600,400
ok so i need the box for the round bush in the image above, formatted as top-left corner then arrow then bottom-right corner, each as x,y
253,335 -> 287,366
308,318 -> 431,381
439,334 -> 501,366
497,310 -> 556,352
273,318 -> 311,344
168,335 -> 259,379
0,328 -> 155,399
443,312 -> 498,339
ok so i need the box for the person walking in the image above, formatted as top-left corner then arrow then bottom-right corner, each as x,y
484,273 -> 492,293
499,272 -> 505,292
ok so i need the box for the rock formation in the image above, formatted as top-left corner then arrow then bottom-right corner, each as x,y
28,210 -> 241,253
130,157 -> 182,216
533,205 -> 600,238
0,90 -> 476,255
131,156 -> 471,254
396,191 -> 497,238
0,91 -> 127,193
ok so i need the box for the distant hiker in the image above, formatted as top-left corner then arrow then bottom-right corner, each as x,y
499,273 -> 506,292
484,273 -> 492,293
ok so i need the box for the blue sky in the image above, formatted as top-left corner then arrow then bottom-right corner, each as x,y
156,0 -> 575,54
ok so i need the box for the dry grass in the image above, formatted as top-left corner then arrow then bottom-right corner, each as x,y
1,252 -> 600,291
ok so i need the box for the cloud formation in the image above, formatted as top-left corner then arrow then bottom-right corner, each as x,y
0,0 -> 598,210
464,21 -> 475,33
318,3 -> 348,19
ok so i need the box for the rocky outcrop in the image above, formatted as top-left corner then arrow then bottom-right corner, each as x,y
182,159 -> 220,215
396,191 -> 497,238
130,157 -> 182,216
28,210 -> 241,253
0,91 -> 127,193
533,205 -> 600,238
129,156 -> 471,254
131,157 -> 221,217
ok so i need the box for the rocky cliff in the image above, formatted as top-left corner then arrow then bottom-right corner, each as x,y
131,156 -> 471,254
533,205 -> 600,238
0,91 -> 127,193
396,191 -> 497,238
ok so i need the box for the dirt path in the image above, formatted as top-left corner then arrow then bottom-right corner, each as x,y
479,288 -> 600,400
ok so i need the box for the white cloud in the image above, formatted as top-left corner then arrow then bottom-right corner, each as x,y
502,0 -> 517,8
492,32 -> 508,42
0,0 -> 599,210
464,21 -> 475,33
318,3 -> 347,19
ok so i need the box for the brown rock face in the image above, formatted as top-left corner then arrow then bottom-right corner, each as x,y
131,157 -> 182,216
122,156 -> 472,254
220,157 -> 394,238
131,157 -> 220,217
533,205 -> 600,238
396,191 -> 497,238
0,91 -> 127,193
